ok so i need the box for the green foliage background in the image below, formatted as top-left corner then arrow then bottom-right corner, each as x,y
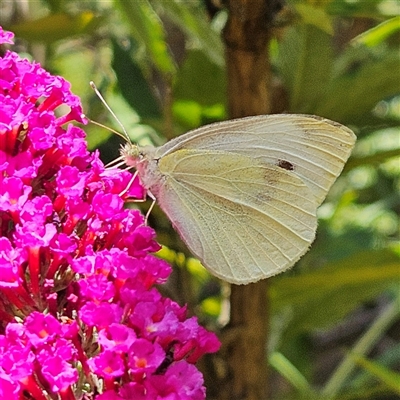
3,0 -> 399,399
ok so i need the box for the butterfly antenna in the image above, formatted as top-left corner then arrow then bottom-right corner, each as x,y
85,117 -> 131,143
89,81 -> 132,143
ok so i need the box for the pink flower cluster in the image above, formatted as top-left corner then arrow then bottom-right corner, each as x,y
0,27 -> 220,400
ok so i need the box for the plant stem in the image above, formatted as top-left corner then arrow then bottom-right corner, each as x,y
322,292 -> 400,399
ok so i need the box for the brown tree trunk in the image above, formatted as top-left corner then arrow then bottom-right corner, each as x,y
223,0 -> 272,118
219,1 -> 274,399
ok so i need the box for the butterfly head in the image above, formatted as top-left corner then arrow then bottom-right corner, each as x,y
120,142 -> 143,167
121,142 -> 158,166
120,142 -> 161,192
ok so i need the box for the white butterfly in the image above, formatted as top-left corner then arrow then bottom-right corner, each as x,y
119,114 -> 356,285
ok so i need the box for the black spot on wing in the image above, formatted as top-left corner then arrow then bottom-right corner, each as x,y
277,159 -> 294,171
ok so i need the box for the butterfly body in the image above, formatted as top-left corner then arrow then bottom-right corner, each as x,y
122,114 -> 356,284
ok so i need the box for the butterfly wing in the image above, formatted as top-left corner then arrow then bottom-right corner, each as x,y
156,115 -> 356,206
154,149 -> 318,284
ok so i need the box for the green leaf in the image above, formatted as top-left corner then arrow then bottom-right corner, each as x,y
9,11 -> 101,43
200,297 -> 221,318
172,100 -> 226,131
295,4 -> 334,35
42,0 -> 63,13
350,344 -> 400,390
349,354 -> 400,394
344,148 -> 400,172
314,51 -> 400,123
85,124 -> 113,150
154,0 -> 224,66
111,39 -> 162,121
351,16 -> 400,47
326,0 -> 393,19
270,249 -> 400,337
269,352 -> 315,396
114,0 -> 176,76
322,296 -> 400,399
173,50 -> 226,106
172,101 -> 203,129
277,25 -> 334,113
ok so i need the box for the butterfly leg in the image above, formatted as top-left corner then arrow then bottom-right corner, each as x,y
105,156 -> 126,169
144,191 -> 156,225
123,192 -> 154,226
119,169 -> 139,198
120,173 -> 155,226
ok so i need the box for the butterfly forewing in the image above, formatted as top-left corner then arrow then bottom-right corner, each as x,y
156,115 -> 356,205
155,149 -> 318,284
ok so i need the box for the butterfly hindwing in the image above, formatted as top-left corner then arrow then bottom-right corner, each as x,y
155,149 -> 318,284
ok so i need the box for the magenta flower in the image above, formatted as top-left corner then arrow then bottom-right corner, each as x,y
145,360 -> 207,399
0,27 -> 220,400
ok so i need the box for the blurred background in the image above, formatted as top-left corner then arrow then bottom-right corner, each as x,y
1,0 -> 399,399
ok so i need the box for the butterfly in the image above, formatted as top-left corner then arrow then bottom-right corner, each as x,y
119,114 -> 356,285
